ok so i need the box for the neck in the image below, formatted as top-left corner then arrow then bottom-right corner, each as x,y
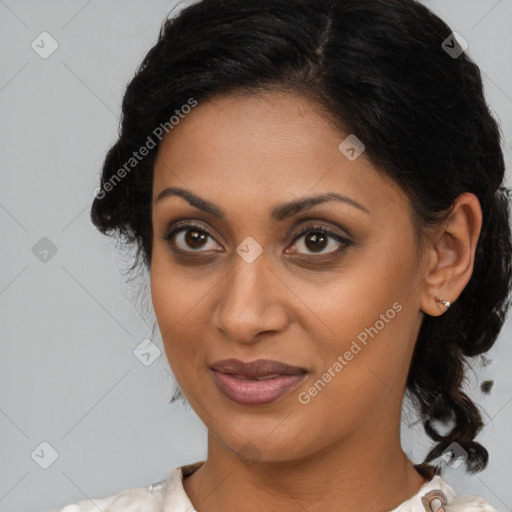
183,395 -> 427,512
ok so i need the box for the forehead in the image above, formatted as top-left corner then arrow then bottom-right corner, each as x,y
152,92 -> 409,221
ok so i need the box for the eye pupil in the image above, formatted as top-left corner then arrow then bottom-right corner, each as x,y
305,232 -> 328,252
185,229 -> 207,249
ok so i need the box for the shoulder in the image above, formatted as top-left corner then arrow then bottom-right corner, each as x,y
390,473 -> 498,512
44,479 -> 167,512
420,475 -> 498,512
448,491 -> 498,512
45,462 -> 203,512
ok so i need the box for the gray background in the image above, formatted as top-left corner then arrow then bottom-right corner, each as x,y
0,1 -> 510,511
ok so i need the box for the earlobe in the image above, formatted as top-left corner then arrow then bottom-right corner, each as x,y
421,294 -> 453,317
434,295 -> 451,312
419,193 -> 482,317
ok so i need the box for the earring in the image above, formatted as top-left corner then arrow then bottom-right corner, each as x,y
435,296 -> 451,309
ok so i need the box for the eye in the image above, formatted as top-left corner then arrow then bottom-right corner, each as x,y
286,225 -> 350,257
160,222 -> 222,254
160,222 -> 351,258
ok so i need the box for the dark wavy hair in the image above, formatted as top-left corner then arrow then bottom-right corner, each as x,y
90,0 -> 512,473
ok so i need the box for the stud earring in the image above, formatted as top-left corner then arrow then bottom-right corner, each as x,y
435,296 -> 451,309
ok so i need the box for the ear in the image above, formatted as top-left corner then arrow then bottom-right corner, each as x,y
419,192 -> 482,317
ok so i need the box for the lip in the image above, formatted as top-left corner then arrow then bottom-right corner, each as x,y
210,358 -> 307,406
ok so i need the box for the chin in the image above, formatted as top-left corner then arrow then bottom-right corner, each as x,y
211,415 -> 320,465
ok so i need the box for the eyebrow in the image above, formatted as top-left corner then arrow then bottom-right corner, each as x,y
154,187 -> 369,221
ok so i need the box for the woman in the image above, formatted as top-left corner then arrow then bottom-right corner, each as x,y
49,0 -> 512,510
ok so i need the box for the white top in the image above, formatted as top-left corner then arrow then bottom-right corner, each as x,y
46,461 -> 497,512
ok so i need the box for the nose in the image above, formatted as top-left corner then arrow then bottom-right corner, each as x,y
211,250 -> 290,344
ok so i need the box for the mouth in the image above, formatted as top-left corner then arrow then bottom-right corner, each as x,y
210,358 -> 308,406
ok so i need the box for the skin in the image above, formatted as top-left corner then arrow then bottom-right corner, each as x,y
150,91 -> 482,512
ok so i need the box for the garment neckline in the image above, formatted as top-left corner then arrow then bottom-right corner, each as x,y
163,461 -> 453,512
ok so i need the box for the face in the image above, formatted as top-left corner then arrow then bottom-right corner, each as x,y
150,92 -> 428,464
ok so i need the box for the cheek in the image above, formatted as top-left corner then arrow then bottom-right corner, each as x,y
292,240 -> 416,344
150,250 -> 217,379
150,256 -> 179,335
150,245 -> 204,330
294,303 -> 415,445
150,252 -> 193,362
295,236 -> 419,393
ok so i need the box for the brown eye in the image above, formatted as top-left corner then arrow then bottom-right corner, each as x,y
184,229 -> 208,250
303,232 -> 329,253
287,226 -> 350,257
162,223 -> 222,254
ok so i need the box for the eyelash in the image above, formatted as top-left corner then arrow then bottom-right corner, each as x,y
160,221 -> 352,259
